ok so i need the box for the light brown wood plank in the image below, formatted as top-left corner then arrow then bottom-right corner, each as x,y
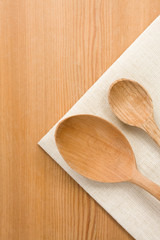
0,0 -> 160,239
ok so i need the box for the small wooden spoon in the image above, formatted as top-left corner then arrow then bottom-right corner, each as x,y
108,78 -> 160,146
55,115 -> 160,200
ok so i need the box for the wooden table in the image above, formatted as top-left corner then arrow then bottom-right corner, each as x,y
1,0 -> 160,239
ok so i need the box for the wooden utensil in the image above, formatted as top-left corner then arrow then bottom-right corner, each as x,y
108,78 -> 160,146
55,115 -> 160,200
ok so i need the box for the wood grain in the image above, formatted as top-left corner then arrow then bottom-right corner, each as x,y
0,0 -> 160,239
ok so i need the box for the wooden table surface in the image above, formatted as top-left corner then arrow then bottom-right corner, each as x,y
1,0 -> 160,239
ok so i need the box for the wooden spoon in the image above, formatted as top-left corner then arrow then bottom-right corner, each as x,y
108,78 -> 160,146
55,114 -> 160,200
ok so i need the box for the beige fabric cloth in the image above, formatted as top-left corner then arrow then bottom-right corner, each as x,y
39,16 -> 160,240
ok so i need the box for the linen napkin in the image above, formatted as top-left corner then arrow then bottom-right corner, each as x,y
39,16 -> 160,240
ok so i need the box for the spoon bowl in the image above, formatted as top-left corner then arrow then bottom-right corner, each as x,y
108,79 -> 153,127
108,78 -> 160,146
55,114 -> 135,183
55,114 -> 160,200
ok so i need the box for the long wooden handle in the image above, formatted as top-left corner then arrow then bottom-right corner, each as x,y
141,117 -> 160,146
130,169 -> 160,201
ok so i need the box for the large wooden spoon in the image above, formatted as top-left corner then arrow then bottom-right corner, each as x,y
108,78 -> 160,146
55,115 -> 160,200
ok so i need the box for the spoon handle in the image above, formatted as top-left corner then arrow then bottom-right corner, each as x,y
130,169 -> 160,201
141,117 -> 160,146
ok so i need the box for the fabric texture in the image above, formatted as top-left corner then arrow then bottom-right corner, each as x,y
38,16 -> 160,240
